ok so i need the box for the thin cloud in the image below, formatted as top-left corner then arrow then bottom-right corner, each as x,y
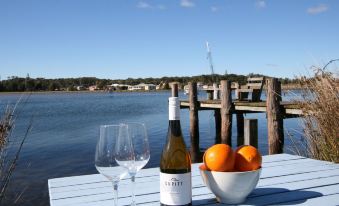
137,1 -> 166,10
255,0 -> 266,9
266,64 -> 279,67
211,6 -> 218,12
307,4 -> 328,15
181,0 -> 195,8
137,1 -> 152,9
157,5 -> 166,10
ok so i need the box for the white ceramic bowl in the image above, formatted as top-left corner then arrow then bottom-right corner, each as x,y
199,166 -> 261,204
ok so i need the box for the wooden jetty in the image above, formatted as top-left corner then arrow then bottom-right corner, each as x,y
176,78 -> 302,162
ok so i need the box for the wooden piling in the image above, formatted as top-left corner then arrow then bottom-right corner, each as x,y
236,113 -> 244,146
266,78 -> 284,154
244,119 -> 258,148
207,84 -> 221,144
171,83 -> 178,97
213,83 -> 219,100
220,80 -> 232,146
214,109 -> 221,144
207,91 -> 213,100
188,82 -> 200,162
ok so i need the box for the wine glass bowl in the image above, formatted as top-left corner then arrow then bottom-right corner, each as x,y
95,125 -> 128,206
115,122 -> 150,205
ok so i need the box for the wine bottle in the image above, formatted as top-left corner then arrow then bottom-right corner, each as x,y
160,95 -> 192,206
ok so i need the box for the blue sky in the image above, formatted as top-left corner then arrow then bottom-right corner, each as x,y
0,0 -> 338,79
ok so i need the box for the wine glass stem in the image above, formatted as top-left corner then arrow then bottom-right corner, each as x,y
113,182 -> 118,206
131,175 -> 136,206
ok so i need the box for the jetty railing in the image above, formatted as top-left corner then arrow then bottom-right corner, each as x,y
177,78 -> 302,163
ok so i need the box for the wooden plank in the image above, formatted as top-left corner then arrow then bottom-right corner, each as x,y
246,83 -> 263,87
234,105 -> 266,112
285,108 -> 303,115
200,102 -> 220,109
237,88 -> 253,93
247,77 -> 265,81
180,100 -> 302,115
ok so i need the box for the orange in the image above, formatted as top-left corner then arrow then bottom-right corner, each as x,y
203,144 -> 235,172
234,145 -> 262,172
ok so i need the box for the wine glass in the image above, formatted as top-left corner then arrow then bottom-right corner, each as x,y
115,122 -> 150,206
95,125 -> 128,206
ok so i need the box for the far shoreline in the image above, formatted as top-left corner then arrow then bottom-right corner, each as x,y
0,84 -> 303,95
0,89 -> 171,95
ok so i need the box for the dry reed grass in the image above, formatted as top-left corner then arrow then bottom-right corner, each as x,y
296,65 -> 339,163
0,96 -> 32,203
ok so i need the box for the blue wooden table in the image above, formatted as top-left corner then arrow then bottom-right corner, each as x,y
48,154 -> 339,205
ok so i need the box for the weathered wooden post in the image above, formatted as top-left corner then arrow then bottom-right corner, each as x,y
207,91 -> 213,100
266,78 -> 284,154
214,110 -> 221,144
213,83 -> 219,100
188,82 -> 200,162
234,82 -> 240,100
209,83 -> 221,144
171,83 -> 178,97
220,80 -> 232,145
236,113 -> 244,146
244,119 -> 258,148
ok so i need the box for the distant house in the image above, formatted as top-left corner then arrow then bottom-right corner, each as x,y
128,83 -> 156,91
76,85 -> 85,91
89,85 -> 98,91
107,84 -> 129,91
145,84 -> 156,91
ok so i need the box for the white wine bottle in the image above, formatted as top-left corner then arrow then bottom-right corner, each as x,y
160,91 -> 192,205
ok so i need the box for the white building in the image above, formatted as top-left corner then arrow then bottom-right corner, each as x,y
128,83 -> 156,91
107,84 -> 130,91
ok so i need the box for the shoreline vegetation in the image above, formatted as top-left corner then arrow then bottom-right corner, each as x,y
0,73 -> 301,93
0,84 -> 303,95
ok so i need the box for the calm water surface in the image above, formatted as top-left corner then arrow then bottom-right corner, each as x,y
0,91 -> 302,205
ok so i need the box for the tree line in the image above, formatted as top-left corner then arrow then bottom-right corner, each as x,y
0,74 -> 298,92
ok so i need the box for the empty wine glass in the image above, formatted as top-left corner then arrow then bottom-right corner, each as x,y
115,122 -> 150,206
95,125 -> 128,206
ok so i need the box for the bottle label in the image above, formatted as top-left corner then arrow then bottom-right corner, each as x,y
160,172 -> 192,205
169,97 -> 180,120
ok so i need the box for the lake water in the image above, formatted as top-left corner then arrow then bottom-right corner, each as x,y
0,91 -> 303,205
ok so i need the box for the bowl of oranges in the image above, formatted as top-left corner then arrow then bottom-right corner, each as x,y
199,144 -> 262,204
